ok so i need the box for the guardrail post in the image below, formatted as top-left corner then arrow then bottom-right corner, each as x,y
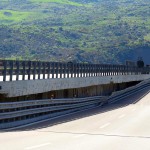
42,62 -> 46,79
96,64 -> 99,76
80,64 -> 83,77
77,64 -> 80,78
37,61 -> 41,79
93,64 -> 95,76
67,62 -> 73,78
119,65 -> 122,75
126,65 -> 129,75
97,64 -> 100,76
109,65 -> 111,76
89,64 -> 91,77
16,61 -> 20,81
113,65 -> 115,75
55,63 -> 58,78
22,61 -> 26,80
99,64 -> 102,76
116,65 -> 119,75
122,65 -> 125,75
103,64 -> 106,76
2,60 -> 7,81
59,63 -> 62,78
86,64 -> 89,77
88,64 -> 90,77
112,65 -> 115,76
62,63 -> 65,78
66,64 -> 70,78
97,64 -> 99,76
27,61 -> 31,80
0,60 -> 3,80
106,65 -> 108,76
47,62 -> 51,79
52,62 -> 55,79
89,64 -> 92,77
73,63 -> 76,78
106,64 -> 109,76
9,61 -> 14,81
92,64 -> 94,76
83,64 -> 85,77
33,61 -> 36,80
130,66 -> 133,75
111,65 -> 113,76
70,63 -> 73,78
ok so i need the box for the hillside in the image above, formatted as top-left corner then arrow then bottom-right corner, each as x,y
0,0 -> 150,64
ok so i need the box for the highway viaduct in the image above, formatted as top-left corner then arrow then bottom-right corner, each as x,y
0,59 -> 150,131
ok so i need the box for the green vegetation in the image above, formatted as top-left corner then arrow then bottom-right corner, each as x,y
0,10 -> 31,23
0,0 -> 150,63
30,0 -> 83,6
144,34 -> 150,42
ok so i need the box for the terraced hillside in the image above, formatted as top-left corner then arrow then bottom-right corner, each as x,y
0,0 -> 150,64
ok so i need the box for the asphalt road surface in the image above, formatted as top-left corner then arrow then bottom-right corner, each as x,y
0,87 -> 150,150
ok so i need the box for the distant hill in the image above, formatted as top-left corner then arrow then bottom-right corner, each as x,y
0,0 -> 150,64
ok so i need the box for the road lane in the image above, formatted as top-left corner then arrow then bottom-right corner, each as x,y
0,87 -> 150,150
24,143 -> 51,150
118,114 -> 126,119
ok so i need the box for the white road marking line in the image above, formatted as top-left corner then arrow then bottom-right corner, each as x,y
74,134 -> 85,138
99,123 -> 110,129
118,114 -> 126,119
25,143 -> 51,150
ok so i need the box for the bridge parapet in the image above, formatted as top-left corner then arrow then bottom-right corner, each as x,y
0,60 -> 150,82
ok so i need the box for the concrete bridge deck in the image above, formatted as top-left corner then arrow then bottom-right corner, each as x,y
0,60 -> 150,97
1,74 -> 150,97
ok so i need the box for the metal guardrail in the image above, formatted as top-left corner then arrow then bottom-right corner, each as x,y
0,99 -> 104,119
0,96 -> 107,109
0,105 -> 96,130
0,59 -> 150,82
108,79 -> 150,103
0,96 -> 105,129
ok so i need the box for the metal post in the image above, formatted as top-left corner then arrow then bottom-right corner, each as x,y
27,61 -> 31,80
77,64 -> 80,78
43,62 -> 46,79
33,61 -> 36,80
37,61 -> 41,79
9,61 -> 14,81
22,61 -> 26,80
55,63 -> 58,78
74,63 -> 76,78
47,62 -> 51,79
52,62 -> 55,78
2,60 -> 7,81
16,61 -> 20,81
59,63 -> 62,78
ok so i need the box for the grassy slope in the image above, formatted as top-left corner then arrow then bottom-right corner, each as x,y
0,0 -> 150,63
30,0 -> 83,6
0,10 -> 31,23
0,0 -> 85,24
